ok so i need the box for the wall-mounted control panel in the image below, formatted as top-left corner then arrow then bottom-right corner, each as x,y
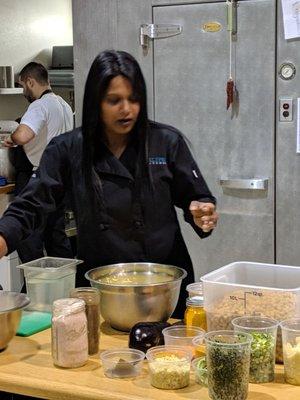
279,98 -> 293,122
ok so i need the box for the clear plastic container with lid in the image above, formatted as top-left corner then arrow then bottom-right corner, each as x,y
69,287 -> 100,355
51,298 -> 88,368
184,296 -> 207,330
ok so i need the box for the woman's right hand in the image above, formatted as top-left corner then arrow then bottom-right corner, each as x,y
0,235 -> 8,258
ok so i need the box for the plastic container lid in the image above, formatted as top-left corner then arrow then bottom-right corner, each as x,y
53,298 -> 86,315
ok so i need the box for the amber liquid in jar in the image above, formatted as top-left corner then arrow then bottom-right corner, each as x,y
184,296 -> 207,331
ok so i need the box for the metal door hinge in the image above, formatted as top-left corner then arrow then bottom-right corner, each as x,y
139,24 -> 182,49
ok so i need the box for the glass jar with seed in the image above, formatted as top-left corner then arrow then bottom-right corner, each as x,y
205,330 -> 252,400
70,287 -> 100,355
232,316 -> 279,383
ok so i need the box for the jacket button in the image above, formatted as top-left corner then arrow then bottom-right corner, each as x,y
99,223 -> 109,231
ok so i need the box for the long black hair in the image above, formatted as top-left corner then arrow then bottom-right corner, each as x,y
81,50 -> 150,202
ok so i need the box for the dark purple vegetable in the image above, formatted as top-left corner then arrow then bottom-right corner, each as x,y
128,322 -> 171,353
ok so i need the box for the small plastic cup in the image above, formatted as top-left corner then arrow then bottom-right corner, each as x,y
162,326 -> 205,357
146,345 -> 192,389
100,348 -> 145,378
232,316 -> 279,383
186,282 -> 203,298
281,318 -> 300,385
205,330 -> 252,400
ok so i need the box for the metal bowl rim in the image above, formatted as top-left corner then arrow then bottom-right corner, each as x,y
0,291 -> 30,313
85,262 -> 187,287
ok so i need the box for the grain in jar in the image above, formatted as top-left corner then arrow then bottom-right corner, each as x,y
51,298 -> 88,368
70,287 -> 100,355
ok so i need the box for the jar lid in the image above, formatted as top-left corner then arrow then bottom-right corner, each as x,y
186,296 -> 204,307
53,298 -> 86,315
69,287 -> 100,304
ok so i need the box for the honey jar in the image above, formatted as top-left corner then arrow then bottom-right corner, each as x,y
184,296 -> 207,331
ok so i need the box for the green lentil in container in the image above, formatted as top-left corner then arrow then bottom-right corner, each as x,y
249,332 -> 276,383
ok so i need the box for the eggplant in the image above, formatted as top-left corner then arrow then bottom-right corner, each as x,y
128,321 -> 171,353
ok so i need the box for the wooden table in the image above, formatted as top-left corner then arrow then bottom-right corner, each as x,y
0,184 -> 15,195
0,322 -> 299,400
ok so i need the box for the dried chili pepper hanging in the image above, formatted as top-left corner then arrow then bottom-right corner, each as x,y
226,78 -> 234,110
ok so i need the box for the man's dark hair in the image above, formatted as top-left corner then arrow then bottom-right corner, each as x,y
19,62 -> 49,85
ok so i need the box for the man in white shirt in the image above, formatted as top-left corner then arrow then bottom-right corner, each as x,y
5,62 -> 74,262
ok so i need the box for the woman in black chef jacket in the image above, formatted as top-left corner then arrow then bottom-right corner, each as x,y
0,50 -> 218,317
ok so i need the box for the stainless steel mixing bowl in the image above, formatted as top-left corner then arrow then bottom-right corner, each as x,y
0,291 -> 30,350
85,263 -> 187,331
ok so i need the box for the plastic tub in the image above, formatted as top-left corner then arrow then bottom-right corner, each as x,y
146,345 -> 191,389
162,326 -> 205,356
232,316 -> 279,383
100,348 -> 145,378
17,257 -> 83,312
201,261 -> 300,361
281,318 -> 300,385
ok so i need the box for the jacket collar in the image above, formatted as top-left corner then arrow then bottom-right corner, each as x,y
94,150 -> 134,180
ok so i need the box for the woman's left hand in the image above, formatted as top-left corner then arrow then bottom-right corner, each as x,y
189,201 -> 218,232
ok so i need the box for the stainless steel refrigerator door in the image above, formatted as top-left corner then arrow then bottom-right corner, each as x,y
153,0 -> 276,277
276,4 -> 300,266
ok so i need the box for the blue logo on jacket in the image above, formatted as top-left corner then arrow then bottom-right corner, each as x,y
149,157 -> 167,165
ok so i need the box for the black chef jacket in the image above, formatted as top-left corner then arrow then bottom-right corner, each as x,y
0,121 -> 216,317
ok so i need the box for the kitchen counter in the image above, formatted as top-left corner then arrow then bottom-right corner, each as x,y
0,184 -> 15,195
0,323 -> 299,400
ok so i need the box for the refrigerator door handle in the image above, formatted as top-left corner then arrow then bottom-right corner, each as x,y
219,178 -> 268,190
